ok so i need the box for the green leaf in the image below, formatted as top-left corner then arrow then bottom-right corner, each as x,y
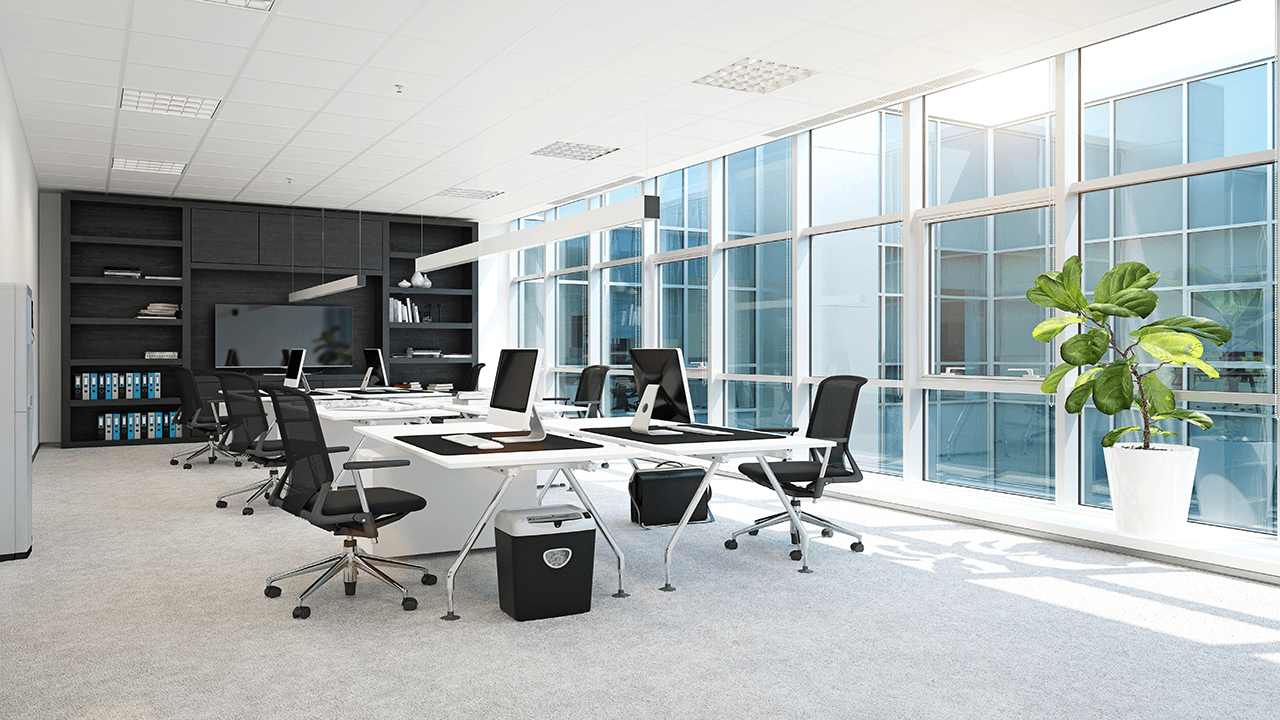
1092,360 -> 1134,415
1061,255 -> 1089,309
1087,302 -> 1139,318
1034,275 -> 1081,312
1075,366 -> 1104,387
1136,316 -> 1233,345
1061,330 -> 1108,366
1151,428 -> 1180,438
1138,330 -> 1203,364
1153,408 -> 1214,431
1032,316 -> 1084,342
1094,261 -> 1154,305
1107,288 -> 1159,319
1040,363 -> 1074,394
1026,284 -> 1068,311
1140,374 -> 1174,415
1102,426 -> 1142,447
1187,357 -> 1219,379
1065,380 -> 1094,414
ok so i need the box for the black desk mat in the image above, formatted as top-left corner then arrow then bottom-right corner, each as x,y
395,431 -> 602,456
584,424 -> 782,445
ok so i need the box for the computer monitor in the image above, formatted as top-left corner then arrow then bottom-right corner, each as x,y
629,348 -> 694,426
488,348 -> 545,443
283,348 -> 309,390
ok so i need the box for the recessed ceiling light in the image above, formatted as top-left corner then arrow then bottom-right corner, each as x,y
112,158 -> 186,175
531,141 -> 619,162
436,188 -> 503,200
121,88 -> 220,119
693,58 -> 817,95
195,0 -> 274,10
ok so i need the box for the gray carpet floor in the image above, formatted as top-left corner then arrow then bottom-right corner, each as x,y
3,442 -> 1280,719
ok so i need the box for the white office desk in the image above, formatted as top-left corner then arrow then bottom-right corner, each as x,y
439,400 -> 585,418
544,417 -> 833,589
353,422 -> 645,620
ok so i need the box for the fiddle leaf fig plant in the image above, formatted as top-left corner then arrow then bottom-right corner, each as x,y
1027,255 -> 1232,449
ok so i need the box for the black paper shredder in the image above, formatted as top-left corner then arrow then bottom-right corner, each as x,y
494,504 -> 596,621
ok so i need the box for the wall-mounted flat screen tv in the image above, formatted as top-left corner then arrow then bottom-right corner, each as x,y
214,304 -> 354,369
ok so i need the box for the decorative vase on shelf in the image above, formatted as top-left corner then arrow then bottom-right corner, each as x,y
419,274 -> 432,289
409,271 -> 426,287
397,279 -> 411,288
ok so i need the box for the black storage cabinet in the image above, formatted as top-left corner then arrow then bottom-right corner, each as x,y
494,505 -> 596,621
629,463 -> 713,528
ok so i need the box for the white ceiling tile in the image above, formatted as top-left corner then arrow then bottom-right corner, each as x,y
190,151 -> 271,171
604,39 -> 740,82
126,33 -> 250,74
313,175 -> 388,192
14,99 -> 116,126
115,110 -> 210,136
214,101 -> 315,129
827,0 -> 997,41
323,92 -> 425,122
428,80 -> 546,114
130,0 -> 266,46
764,71 -> 898,108
917,11 -> 1076,58
30,148 -> 109,166
255,16 -> 390,65
504,19 -> 648,64
264,157 -> 346,176
226,78 -> 334,111
642,83 -> 754,117
554,0 -> 715,36
760,25 -> 901,72
434,142 -> 535,169
657,6 -> 812,56
342,66 -> 455,104
367,37 -> 497,80
464,53 -> 596,93
4,0 -> 130,29
239,50 -> 360,90
842,43 -> 981,90
1008,0 -> 1163,27
329,164 -> 408,183
274,145 -> 355,168
0,15 -> 125,60
18,118 -> 115,142
347,152 -> 431,173
593,106 -> 705,135
2,48 -> 120,86
35,162 -> 108,179
112,144 -> 194,164
274,0 -> 421,33
356,190 -> 437,206
205,120 -> 298,145
114,129 -> 203,152
176,175 -> 249,190
120,66 -> 235,99
557,68 -> 684,106
198,136 -> 283,158
404,104 -> 505,132
183,163 -> 259,180
366,137 -> 451,161
237,189 -> 308,203
382,123 -> 476,149
520,92 -> 632,126
396,2 -> 544,49
107,177 -> 181,192
290,130 -> 377,154
669,115 -> 779,143
304,113 -> 401,138
8,75 -> 118,108
728,0 -> 871,22
173,186 -> 240,200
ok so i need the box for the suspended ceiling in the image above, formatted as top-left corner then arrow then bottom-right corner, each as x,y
0,0 -> 1226,227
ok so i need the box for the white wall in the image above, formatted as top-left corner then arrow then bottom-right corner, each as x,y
0,52 -> 40,451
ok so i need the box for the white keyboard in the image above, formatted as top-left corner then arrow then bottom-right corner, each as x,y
321,400 -> 379,409
442,434 -> 503,450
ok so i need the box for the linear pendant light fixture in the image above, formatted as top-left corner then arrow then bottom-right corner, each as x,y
288,208 -> 366,302
415,194 -> 659,273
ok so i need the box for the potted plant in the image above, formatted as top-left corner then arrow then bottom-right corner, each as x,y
1026,255 -> 1232,538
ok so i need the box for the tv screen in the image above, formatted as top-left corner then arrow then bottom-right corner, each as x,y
215,304 -> 353,369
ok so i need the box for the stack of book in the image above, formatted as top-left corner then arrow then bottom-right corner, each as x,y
137,302 -> 180,319
104,266 -> 142,279
408,348 -> 442,357
144,351 -> 179,359
426,383 -> 453,392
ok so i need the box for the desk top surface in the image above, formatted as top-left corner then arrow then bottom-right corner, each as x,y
353,422 -> 644,470
543,417 -> 831,458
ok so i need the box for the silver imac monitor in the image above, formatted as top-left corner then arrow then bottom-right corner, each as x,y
488,348 -> 545,443
629,348 -> 694,434
359,347 -> 404,393
283,348 -> 308,389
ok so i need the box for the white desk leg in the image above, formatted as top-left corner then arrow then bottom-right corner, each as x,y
661,457 -> 722,592
561,467 -> 628,598
441,467 -> 518,621
757,456 -> 812,574
535,467 -> 561,505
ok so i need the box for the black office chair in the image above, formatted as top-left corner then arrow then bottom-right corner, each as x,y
456,363 -> 485,392
545,364 -> 610,417
725,375 -> 868,561
261,385 -> 435,619
213,372 -> 288,515
168,366 -> 239,469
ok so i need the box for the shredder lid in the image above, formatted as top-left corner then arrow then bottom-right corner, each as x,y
494,504 -> 594,536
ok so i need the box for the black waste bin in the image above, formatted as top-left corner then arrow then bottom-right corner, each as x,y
494,504 -> 596,621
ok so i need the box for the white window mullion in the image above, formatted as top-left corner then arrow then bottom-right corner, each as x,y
903,97 -> 927,484
708,156 -> 726,425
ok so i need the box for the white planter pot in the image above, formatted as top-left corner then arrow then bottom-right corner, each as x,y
1101,443 -> 1199,539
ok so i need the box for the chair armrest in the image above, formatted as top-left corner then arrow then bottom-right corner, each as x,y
543,396 -> 570,404
755,426 -> 799,435
343,458 -> 410,471
325,445 -> 350,454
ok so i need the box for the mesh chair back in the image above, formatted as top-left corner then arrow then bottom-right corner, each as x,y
171,366 -> 204,424
806,376 -> 867,471
575,365 -> 610,403
263,386 -> 335,517
457,363 -> 485,392
215,372 -> 271,454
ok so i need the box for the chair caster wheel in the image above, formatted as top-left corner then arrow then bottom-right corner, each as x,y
402,597 -> 417,611
292,606 -> 310,619
234,461 -> 242,467
264,585 -> 281,598
821,528 -> 834,538
170,459 -> 178,466
790,550 -> 803,561
422,574 -> 437,586
209,456 -> 217,464
182,464 -> 192,470
345,581 -> 356,596
851,542 -> 865,553
748,530 -> 759,536
724,539 -> 738,550
242,507 -> 254,516
215,500 -> 228,509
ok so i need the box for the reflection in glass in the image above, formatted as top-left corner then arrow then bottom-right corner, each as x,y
518,246 -> 544,276
659,258 -> 708,366
848,386 -> 903,477
927,390 -> 1054,499
726,139 -> 792,241
811,225 -> 901,379
658,165 -> 709,251
553,271 -> 587,367
556,235 -> 588,269
725,240 -> 792,375
727,380 -> 791,429
518,280 -> 544,349
604,264 -> 641,366
811,110 -> 902,225
605,226 -> 642,262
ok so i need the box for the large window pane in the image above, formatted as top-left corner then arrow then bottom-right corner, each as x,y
927,60 -> 1053,206
1189,64 -> 1271,162
604,226 -> 641,262
553,271 -> 587,367
931,208 -> 1053,377
726,139 -> 793,241
603,264 -> 641,367
518,246 -> 544,276
659,258 -> 707,366
658,165 -> 709,251
811,224 -> 902,379
849,387 -> 903,477
556,235 -> 588,270
927,390 -> 1055,499
726,240 -> 792,375
726,380 -> 791,429
517,280 -> 544,349
811,110 -> 902,225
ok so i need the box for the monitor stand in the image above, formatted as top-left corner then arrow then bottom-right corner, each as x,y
630,384 -> 681,436
495,409 -> 547,444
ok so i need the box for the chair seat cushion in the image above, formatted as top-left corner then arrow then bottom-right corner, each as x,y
305,487 -> 427,517
739,460 -> 855,498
